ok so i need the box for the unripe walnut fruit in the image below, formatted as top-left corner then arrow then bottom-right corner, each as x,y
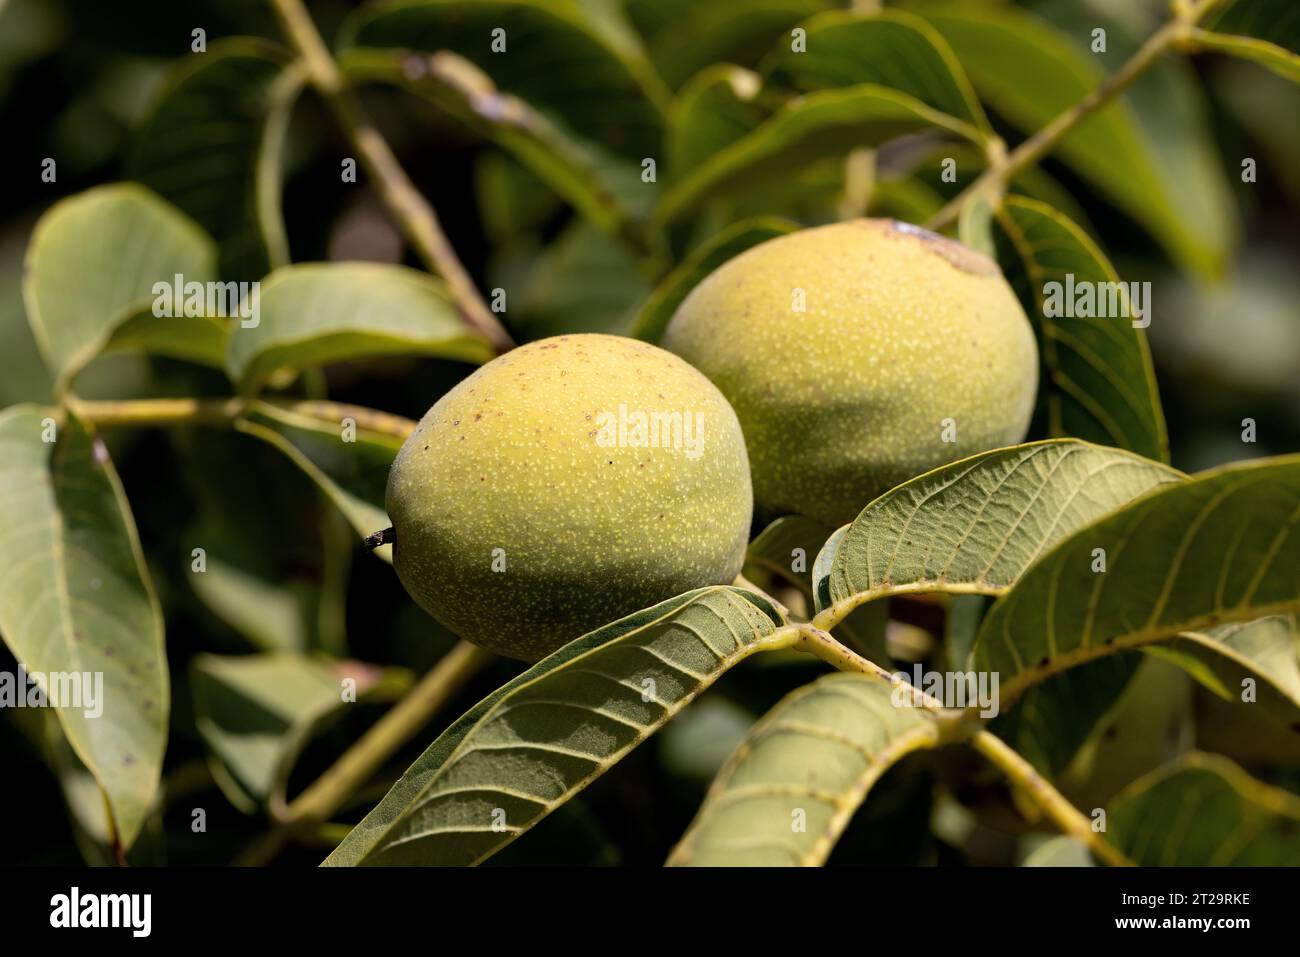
385,334 -> 753,661
662,219 -> 1039,527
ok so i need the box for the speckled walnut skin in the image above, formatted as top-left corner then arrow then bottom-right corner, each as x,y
386,334 -> 753,661
662,219 -> 1039,528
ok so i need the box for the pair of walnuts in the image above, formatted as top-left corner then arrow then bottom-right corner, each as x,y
385,220 -> 1039,661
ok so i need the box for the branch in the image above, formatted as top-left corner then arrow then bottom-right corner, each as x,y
69,397 -> 418,442
269,0 -> 514,353
969,729 -> 1132,867
927,0 -> 1225,231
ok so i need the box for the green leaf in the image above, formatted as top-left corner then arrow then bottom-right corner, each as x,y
0,406 -> 168,849
341,48 -> 650,238
1021,835 -> 1093,866
631,217 -> 797,342
324,586 -> 793,866
905,0 -> 1235,275
746,514 -> 835,595
225,262 -> 493,392
815,440 -> 1183,621
101,306 -> 229,368
991,654 -> 1140,776
1108,752 -> 1300,865
666,64 -> 766,178
1146,614 -> 1300,725
624,0 -> 835,88
993,196 -> 1168,462
130,38 -> 298,280
656,85 -> 983,224
765,9 -> 990,131
192,653 -> 411,810
1198,0 -> 1300,82
233,401 -> 401,557
342,0 -> 668,160
668,674 -> 941,865
513,221 -> 652,338
957,190 -> 995,258
971,456 -> 1300,704
22,183 -> 217,389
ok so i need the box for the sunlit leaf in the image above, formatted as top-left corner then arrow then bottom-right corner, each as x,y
324,586 -> 794,865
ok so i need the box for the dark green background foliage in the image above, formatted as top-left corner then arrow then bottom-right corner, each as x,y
1,0 -> 1298,867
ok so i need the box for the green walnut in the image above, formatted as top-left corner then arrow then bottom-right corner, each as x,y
384,333 -> 753,661
662,219 -> 1039,527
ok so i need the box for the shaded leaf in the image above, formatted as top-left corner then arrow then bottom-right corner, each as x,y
668,674 -> 940,865
1022,835 -> 1093,866
23,183 -> 217,389
324,586 -> 793,866
225,262 -> 493,392
624,0 -> 835,88
993,196 -> 1167,461
815,440 -> 1183,621
1108,752 -> 1300,865
102,306 -> 229,368
342,0 -> 668,159
233,400 -> 401,558
1147,614 -> 1300,724
192,653 -> 411,810
905,0 -> 1235,275
130,38 -> 297,280
1197,0 -> 1300,82
341,48 -> 651,238
971,456 -> 1300,703
765,9 -> 990,130
631,217 -> 797,342
656,85 -> 983,224
0,406 -> 167,849
746,514 -> 835,595
666,64 -> 766,178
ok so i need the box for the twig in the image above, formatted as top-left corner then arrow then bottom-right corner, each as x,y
927,0 -> 1225,231
269,0 -> 514,353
